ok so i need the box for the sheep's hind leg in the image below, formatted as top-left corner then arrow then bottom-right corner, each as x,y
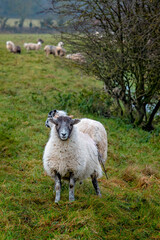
91,173 -> 101,197
69,173 -> 75,202
54,172 -> 61,203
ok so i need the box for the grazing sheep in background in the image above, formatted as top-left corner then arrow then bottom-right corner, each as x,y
43,116 -> 103,202
57,42 -> 64,47
44,42 -> 66,57
12,45 -> 21,54
65,53 -> 86,63
56,45 -> 66,57
56,42 -> 66,56
6,41 -> 14,52
6,41 -> 21,54
24,39 -> 44,51
45,110 -> 108,163
44,45 -> 57,57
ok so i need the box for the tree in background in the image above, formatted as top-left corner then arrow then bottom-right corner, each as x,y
45,0 -> 160,130
0,0 -> 10,29
0,17 -> 8,30
40,18 -> 53,29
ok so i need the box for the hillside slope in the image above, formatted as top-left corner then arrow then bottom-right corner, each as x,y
0,34 -> 160,240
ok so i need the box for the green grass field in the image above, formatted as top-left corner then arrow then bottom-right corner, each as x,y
0,34 -> 160,240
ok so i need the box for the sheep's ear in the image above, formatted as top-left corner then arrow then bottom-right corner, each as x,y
69,115 -> 74,118
71,119 -> 81,125
50,118 -> 58,125
50,109 -> 57,117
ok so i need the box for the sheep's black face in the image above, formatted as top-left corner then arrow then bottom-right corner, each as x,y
52,116 -> 80,141
58,117 -> 72,140
38,39 -> 44,43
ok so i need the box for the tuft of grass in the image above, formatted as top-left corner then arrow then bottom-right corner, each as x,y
0,34 -> 160,240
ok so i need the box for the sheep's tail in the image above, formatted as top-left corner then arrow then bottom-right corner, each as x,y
98,152 -> 108,179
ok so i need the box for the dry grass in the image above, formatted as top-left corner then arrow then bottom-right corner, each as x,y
121,166 -> 138,183
142,165 -> 159,178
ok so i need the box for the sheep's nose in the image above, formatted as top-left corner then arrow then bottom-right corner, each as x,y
62,133 -> 66,137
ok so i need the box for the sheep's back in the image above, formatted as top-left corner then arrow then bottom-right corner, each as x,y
77,118 -> 108,162
24,43 -> 41,50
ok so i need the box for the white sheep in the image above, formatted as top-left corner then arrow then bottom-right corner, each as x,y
24,39 -> 44,51
43,116 -> 102,202
65,53 -> 86,63
6,41 -> 14,51
45,110 -> 107,163
57,41 -> 64,47
44,42 -> 66,57
6,41 -> 21,54
44,45 -> 57,57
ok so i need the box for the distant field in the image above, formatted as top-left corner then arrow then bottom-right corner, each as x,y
6,18 -> 58,28
7,18 -> 45,28
0,34 -> 160,240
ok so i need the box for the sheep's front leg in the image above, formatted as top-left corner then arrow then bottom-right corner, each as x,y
55,49 -> 58,56
91,172 -> 101,197
69,173 -> 75,202
54,172 -> 61,203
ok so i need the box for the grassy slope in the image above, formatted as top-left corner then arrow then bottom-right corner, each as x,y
0,34 -> 160,240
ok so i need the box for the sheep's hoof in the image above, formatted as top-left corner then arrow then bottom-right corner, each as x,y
97,193 -> 102,198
